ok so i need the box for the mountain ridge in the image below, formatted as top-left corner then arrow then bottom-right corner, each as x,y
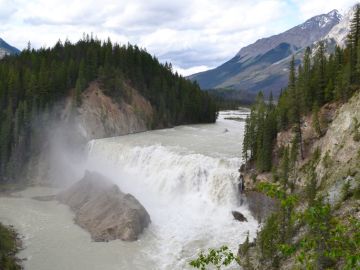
0,38 -> 20,59
189,10 -> 343,97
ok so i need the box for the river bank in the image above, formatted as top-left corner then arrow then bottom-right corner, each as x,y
0,222 -> 22,269
0,110 -> 257,270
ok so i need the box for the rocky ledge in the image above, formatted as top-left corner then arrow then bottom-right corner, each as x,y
57,171 -> 151,242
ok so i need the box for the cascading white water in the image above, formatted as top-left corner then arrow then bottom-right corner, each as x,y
0,110 -> 258,270
87,142 -> 241,206
85,110 -> 258,269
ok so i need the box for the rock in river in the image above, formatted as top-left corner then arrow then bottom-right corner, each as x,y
57,171 -> 151,242
232,211 -> 248,222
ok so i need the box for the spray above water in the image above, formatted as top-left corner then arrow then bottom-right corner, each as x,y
0,111 -> 257,270
85,111 -> 258,269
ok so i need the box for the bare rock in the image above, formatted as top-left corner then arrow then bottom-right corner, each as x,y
232,211 -> 248,222
57,171 -> 151,242
244,191 -> 279,222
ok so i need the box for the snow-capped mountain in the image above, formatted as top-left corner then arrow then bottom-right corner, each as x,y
0,38 -> 20,59
189,10 -> 342,97
324,7 -> 354,47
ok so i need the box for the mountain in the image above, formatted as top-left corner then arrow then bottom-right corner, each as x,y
323,6 -> 353,48
0,38 -> 20,59
189,10 -> 342,97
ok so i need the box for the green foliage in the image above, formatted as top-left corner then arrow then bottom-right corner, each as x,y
243,4 -> 360,173
305,163 -> 317,206
257,182 -> 286,200
322,151 -> 333,169
352,117 -> 360,142
312,103 -> 323,137
341,180 -> 352,201
0,36 -> 217,182
189,246 -> 237,270
242,92 -> 277,172
296,199 -> 360,270
0,223 -> 21,270
241,6 -> 360,269
258,213 -> 281,267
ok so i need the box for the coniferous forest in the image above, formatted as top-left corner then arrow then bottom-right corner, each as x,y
243,5 -> 360,173
0,35 -> 217,183
237,5 -> 360,270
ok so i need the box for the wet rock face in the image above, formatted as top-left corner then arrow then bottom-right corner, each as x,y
57,171 -> 151,242
244,191 -> 279,223
232,211 -> 248,222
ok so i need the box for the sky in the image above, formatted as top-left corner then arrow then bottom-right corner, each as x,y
0,0 -> 358,76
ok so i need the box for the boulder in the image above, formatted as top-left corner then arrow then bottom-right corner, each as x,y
57,171 -> 151,242
232,211 -> 248,222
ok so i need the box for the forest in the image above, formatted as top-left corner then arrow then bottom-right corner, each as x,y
236,5 -> 360,270
243,5 -> 360,173
0,35 -> 217,183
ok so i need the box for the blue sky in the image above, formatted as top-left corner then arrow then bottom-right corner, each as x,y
0,0 -> 358,75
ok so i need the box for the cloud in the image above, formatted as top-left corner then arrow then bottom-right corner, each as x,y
0,0 -> 356,75
0,0 -> 17,22
291,0 -> 358,19
173,65 -> 211,77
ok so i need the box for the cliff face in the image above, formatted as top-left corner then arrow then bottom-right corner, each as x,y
26,81 -> 154,186
76,81 -> 153,140
240,93 -> 360,270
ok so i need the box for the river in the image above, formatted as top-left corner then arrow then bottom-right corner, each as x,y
0,110 -> 258,270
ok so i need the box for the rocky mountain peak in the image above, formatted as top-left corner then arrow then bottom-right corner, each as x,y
325,7 -> 354,47
301,9 -> 342,30
0,38 -> 20,59
191,9 -> 342,95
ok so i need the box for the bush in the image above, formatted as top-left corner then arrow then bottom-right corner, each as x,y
322,151 -> 333,169
341,180 -> 352,201
189,246 -> 237,270
0,223 -> 21,270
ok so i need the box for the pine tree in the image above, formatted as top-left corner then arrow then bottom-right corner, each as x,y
314,41 -> 327,105
349,4 -> 360,83
312,103 -> 322,137
288,56 -> 304,159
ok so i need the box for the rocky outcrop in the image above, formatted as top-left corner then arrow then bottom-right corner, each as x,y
57,171 -> 151,242
232,211 -> 248,222
27,81 -> 154,186
238,92 -> 360,270
0,38 -> 20,59
75,81 -> 153,140
244,191 -> 279,222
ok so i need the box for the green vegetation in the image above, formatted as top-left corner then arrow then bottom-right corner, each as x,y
243,4 -> 360,172
352,117 -> 360,142
248,151 -> 360,270
191,6 -> 360,270
0,223 -> 21,270
189,246 -> 237,270
0,34 -> 217,183
242,92 -> 277,172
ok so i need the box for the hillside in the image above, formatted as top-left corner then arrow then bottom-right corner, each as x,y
0,36 -> 217,184
189,10 -> 342,97
0,38 -> 20,59
239,84 -> 360,270
235,6 -> 360,270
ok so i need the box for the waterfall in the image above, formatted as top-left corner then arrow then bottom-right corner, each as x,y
0,111 -> 258,270
86,140 -> 241,207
